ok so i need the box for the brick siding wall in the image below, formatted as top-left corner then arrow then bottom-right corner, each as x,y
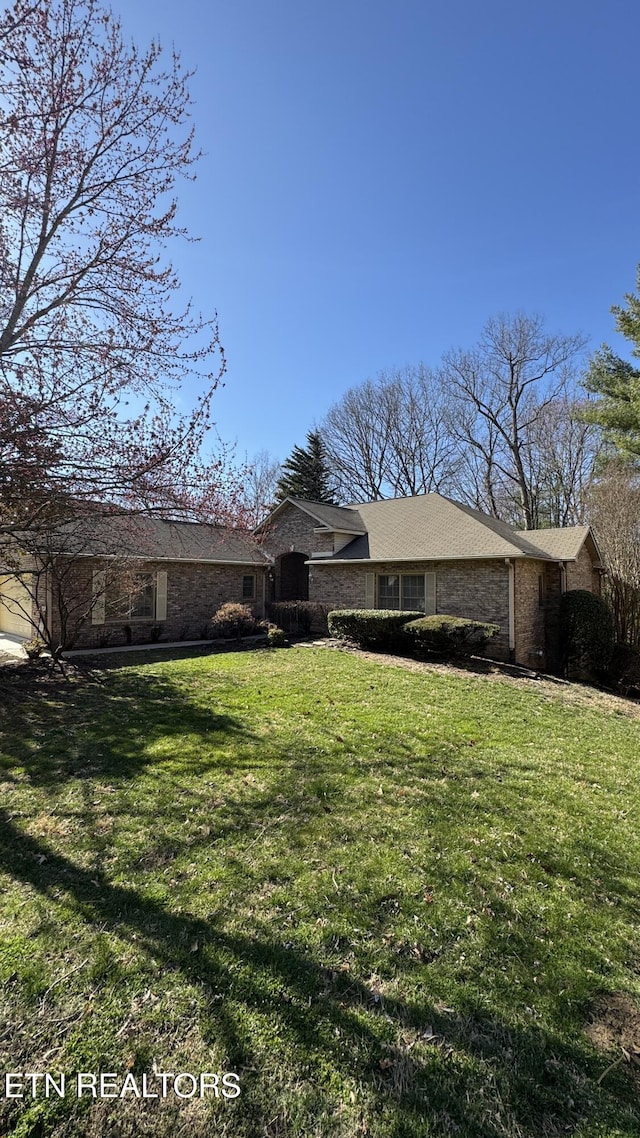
566,543 -> 601,593
515,551 -> 599,672
48,559 -> 268,650
309,558 -> 511,661
260,503 -> 319,558
260,503 -> 316,600
514,560 -> 548,668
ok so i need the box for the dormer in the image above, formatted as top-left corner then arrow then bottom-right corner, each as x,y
310,526 -> 363,557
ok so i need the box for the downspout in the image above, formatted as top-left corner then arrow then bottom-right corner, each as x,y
45,566 -> 53,647
505,558 -> 515,663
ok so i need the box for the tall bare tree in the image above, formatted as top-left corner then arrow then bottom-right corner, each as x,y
521,397 -> 601,527
321,378 -> 391,501
442,313 -> 587,528
321,365 -> 460,502
240,450 -> 282,528
0,0 -> 232,537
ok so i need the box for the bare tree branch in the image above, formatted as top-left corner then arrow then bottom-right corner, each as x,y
442,313 -> 588,527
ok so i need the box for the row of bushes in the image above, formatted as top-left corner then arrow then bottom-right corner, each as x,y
327,609 -> 499,658
326,594 -> 640,695
209,601 -> 331,642
266,601 -> 330,636
209,604 -> 500,660
210,594 -> 640,693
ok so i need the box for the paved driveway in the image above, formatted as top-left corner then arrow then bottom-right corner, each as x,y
0,633 -> 26,658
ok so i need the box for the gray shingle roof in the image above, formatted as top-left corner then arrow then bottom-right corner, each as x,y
305,494 -> 592,563
53,513 -> 268,564
514,525 -> 593,561
278,498 -> 366,533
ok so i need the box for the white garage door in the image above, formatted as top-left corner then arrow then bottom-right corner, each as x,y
0,575 -> 34,637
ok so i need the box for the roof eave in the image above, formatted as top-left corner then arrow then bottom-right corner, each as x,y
305,551 -> 555,565
58,553 -> 269,566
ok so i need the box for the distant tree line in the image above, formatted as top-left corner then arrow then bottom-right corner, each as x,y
320,313 -> 599,529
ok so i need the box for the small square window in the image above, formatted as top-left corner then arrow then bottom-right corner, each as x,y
242,574 -> 256,600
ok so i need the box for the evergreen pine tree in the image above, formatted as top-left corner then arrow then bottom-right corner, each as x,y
584,265 -> 640,461
276,431 -> 336,502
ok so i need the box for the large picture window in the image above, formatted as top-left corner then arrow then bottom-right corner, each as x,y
376,573 -> 434,613
106,574 -> 155,621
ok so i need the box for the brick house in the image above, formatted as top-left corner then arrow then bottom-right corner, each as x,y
0,516 -> 270,651
259,494 -> 603,669
1,493 -> 603,665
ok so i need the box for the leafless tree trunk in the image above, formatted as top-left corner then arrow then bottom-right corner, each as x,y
321,378 -> 392,501
321,365 -> 460,502
521,398 -> 601,527
442,313 -> 587,528
0,0 -> 235,537
240,450 -> 282,527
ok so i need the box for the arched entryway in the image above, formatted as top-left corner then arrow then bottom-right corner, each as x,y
276,551 -> 309,601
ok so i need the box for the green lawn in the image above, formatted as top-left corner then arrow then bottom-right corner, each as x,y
1,647 -> 640,1137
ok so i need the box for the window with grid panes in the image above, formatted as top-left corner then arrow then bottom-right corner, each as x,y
400,574 -> 426,611
377,574 -> 400,608
376,573 -> 428,612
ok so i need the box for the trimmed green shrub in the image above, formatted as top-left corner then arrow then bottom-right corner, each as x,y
267,601 -> 330,635
210,602 -> 260,639
558,589 -> 615,680
327,609 -> 423,651
606,641 -> 640,693
23,636 -> 46,660
403,614 -> 500,658
267,625 -> 286,648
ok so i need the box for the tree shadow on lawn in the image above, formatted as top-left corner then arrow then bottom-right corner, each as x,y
0,666 -> 254,789
0,811 -> 638,1138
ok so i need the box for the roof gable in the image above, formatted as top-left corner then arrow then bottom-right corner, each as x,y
514,525 -> 601,563
259,497 -> 366,534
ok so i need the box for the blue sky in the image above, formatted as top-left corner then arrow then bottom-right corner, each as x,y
120,0 -> 640,465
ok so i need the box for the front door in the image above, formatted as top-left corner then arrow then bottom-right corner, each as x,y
278,552 -> 309,601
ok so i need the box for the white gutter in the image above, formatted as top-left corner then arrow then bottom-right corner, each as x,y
303,553 -> 557,566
